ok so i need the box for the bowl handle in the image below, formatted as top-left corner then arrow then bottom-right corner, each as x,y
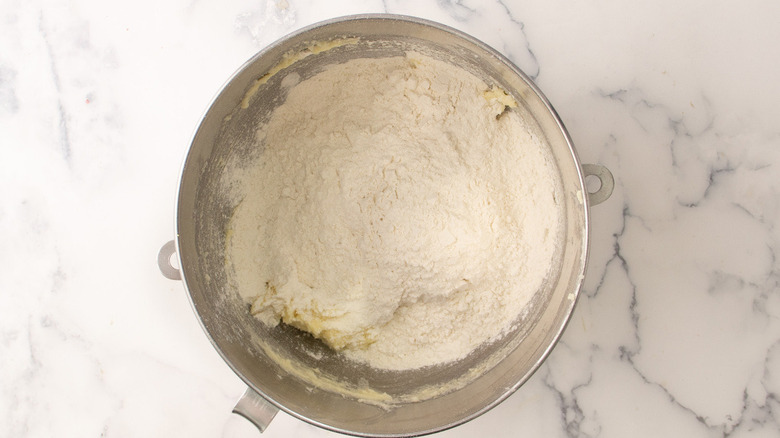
581,164 -> 614,206
233,387 -> 280,433
157,240 -> 182,280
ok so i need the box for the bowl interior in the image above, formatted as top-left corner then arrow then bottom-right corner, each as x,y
176,15 -> 588,437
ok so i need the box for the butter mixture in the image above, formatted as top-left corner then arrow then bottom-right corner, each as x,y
225,52 -> 563,370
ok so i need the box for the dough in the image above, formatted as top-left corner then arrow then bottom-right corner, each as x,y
225,52 -> 563,370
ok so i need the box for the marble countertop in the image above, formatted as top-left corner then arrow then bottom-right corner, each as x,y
3,0 -> 779,436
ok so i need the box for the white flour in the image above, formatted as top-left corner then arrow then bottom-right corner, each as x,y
225,52 -> 563,370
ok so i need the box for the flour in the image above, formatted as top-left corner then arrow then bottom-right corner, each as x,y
225,52 -> 563,370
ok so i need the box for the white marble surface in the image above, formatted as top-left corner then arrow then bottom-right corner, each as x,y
2,0 -> 780,436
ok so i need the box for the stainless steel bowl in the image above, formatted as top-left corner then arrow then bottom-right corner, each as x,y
159,14 -> 613,437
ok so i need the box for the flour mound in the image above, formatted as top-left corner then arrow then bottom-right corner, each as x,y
225,52 -> 562,370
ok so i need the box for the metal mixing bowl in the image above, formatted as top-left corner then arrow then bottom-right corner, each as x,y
158,14 -> 613,437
